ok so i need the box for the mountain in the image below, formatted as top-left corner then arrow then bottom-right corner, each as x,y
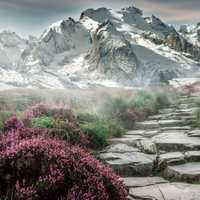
179,23 -> 200,48
0,6 -> 200,90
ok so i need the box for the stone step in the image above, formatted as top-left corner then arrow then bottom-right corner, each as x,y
159,108 -> 176,114
160,126 -> 191,131
108,136 -> 143,147
152,131 -> 200,152
99,150 -> 155,177
165,162 -> 200,182
126,129 -> 160,138
148,113 -> 195,121
188,130 -> 200,137
135,119 -> 185,130
122,177 -> 168,188
129,182 -> 200,200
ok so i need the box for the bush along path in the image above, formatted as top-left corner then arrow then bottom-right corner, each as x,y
99,93 -> 200,200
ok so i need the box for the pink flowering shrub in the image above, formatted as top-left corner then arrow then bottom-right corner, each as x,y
0,128 -> 128,200
8,104 -> 89,147
3,114 -> 24,132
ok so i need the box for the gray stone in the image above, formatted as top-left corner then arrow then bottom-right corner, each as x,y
166,162 -> 200,181
160,126 -> 191,131
108,137 -> 141,147
105,143 -> 139,153
159,152 -> 185,165
130,183 -> 200,200
188,130 -> 200,137
122,177 -> 168,188
99,152 -> 155,177
137,139 -> 158,154
185,151 -> 200,162
159,108 -> 175,114
135,120 -> 160,130
143,130 -> 161,138
126,130 -> 145,135
152,132 -> 200,152
158,119 -> 184,127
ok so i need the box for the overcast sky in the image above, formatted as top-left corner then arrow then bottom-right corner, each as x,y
0,0 -> 200,38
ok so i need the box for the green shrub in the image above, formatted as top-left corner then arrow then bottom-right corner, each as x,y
77,113 -> 99,124
81,120 -> 108,149
0,112 -> 11,131
194,108 -> 200,127
32,116 -> 54,128
154,91 -> 171,110
102,98 -> 128,117
107,120 -> 126,138
128,90 -> 157,114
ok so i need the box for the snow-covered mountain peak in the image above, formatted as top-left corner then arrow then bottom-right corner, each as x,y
120,6 -> 143,16
0,30 -> 26,48
179,23 -> 200,47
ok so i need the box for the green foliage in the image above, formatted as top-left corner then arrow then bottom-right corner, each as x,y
81,120 -> 108,149
32,116 -> 54,128
107,120 -> 126,138
194,108 -> 200,127
100,90 -> 172,130
0,112 -> 11,131
77,113 -> 99,124
79,114 -> 126,149
128,90 -> 157,114
154,91 -> 171,110
103,98 -> 128,116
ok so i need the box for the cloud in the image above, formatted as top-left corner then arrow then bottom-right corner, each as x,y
134,0 -> 200,23
0,0 -> 199,37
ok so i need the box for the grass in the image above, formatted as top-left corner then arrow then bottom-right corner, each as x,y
78,113 -> 126,149
100,89 -> 174,129
0,111 -> 12,131
32,116 -> 55,128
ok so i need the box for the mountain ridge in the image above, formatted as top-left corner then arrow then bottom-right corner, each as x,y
0,6 -> 200,90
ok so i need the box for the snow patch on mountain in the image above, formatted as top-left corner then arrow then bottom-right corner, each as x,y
179,23 -> 200,47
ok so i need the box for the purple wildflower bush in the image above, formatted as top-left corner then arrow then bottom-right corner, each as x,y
20,103 -> 89,146
0,105 -> 128,200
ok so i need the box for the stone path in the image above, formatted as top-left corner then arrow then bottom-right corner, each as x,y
99,94 -> 200,200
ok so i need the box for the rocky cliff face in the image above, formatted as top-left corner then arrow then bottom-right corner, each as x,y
84,20 -> 139,85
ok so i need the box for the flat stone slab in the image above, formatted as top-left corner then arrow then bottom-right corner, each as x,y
136,119 -> 184,130
158,119 -> 185,127
185,151 -> 200,162
149,113 -> 174,120
153,132 -> 200,151
108,137 -> 141,147
160,126 -> 191,131
100,152 -> 155,177
122,177 -> 168,188
130,183 -> 200,200
159,108 -> 175,114
142,130 -> 161,137
105,143 -> 139,153
160,152 -> 185,165
166,162 -> 200,181
188,130 -> 200,137
126,130 -> 160,137
126,130 -> 145,135
135,120 -> 160,129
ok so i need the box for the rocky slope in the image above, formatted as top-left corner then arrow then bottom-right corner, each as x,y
0,6 -> 200,89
